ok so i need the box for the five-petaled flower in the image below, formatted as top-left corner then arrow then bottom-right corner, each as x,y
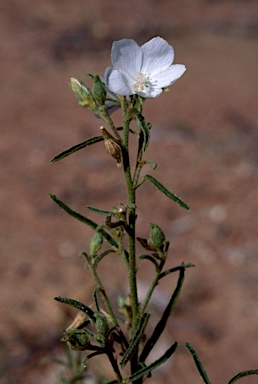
105,37 -> 186,98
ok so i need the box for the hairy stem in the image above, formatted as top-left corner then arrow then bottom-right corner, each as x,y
121,98 -> 139,332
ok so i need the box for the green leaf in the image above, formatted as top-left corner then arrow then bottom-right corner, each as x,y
85,206 -> 111,215
227,370 -> 258,384
50,194 -> 118,248
139,255 -> 159,270
185,342 -> 212,384
129,342 -> 178,382
145,174 -> 190,211
144,159 -> 157,170
50,136 -> 103,163
93,287 -> 102,312
54,297 -> 96,321
158,263 -> 195,280
136,114 -> 151,152
140,268 -> 185,362
120,313 -> 150,369
93,249 -> 115,269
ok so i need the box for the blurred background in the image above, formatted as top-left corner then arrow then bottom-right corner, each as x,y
1,0 -> 258,383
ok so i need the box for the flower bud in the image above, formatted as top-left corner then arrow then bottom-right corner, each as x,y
149,223 -> 166,250
92,74 -> 107,105
90,232 -> 103,256
70,78 -> 97,110
94,312 -> 109,337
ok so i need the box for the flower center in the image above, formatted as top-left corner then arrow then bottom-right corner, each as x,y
133,73 -> 150,92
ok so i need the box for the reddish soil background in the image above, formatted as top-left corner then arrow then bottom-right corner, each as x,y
1,1 -> 258,383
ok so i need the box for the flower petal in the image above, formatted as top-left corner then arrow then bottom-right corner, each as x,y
141,37 -> 174,76
106,68 -> 134,96
111,39 -> 142,78
151,64 -> 186,88
138,87 -> 163,98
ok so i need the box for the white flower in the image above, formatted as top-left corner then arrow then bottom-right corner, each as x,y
105,37 -> 186,98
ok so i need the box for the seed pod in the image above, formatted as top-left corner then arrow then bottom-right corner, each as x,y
66,312 -> 88,331
100,126 -> 122,169
61,329 -> 91,351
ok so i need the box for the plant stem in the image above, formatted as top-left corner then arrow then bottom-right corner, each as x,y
121,99 -> 139,333
100,106 -> 122,143
89,258 -> 123,331
121,97 -> 142,383
106,348 -> 123,383
140,260 -> 165,316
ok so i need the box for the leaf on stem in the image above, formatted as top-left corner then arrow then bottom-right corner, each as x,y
140,268 -> 185,362
139,255 -> 159,270
85,206 -> 111,215
54,297 -> 96,322
185,342 -> 212,384
50,194 -> 118,248
50,136 -> 103,163
136,114 -> 151,152
93,249 -> 115,269
93,287 -> 102,312
227,370 -> 258,384
145,174 -> 190,211
158,263 -> 195,280
120,312 -> 150,369
129,342 -> 178,382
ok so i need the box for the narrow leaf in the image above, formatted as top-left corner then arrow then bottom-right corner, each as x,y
85,206 -> 111,215
93,287 -> 102,312
120,313 -> 150,369
185,342 -> 212,384
144,159 -> 157,170
136,114 -> 151,152
227,370 -> 258,384
145,174 -> 190,211
51,136 -> 103,163
129,342 -> 178,382
50,194 -> 118,248
54,297 -> 96,321
93,249 -> 114,269
139,255 -> 159,270
140,268 -> 185,362
158,263 -> 195,280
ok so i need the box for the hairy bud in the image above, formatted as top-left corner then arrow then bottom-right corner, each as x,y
70,78 -> 97,110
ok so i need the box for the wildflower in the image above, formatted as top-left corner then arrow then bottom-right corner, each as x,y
105,36 -> 186,98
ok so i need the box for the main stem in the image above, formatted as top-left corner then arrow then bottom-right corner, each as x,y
121,99 -> 139,334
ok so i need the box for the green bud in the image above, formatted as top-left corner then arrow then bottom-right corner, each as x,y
94,313 -> 109,343
69,78 -> 96,109
92,74 -> 107,105
90,232 -> 103,256
149,223 -> 166,250
61,329 -> 91,351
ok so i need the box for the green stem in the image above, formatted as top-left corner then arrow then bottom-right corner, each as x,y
105,348 -> 123,383
121,98 -> 139,333
88,257 -> 128,349
121,97 -> 143,384
100,105 -> 122,143
92,271 -> 115,325
140,260 -> 165,316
